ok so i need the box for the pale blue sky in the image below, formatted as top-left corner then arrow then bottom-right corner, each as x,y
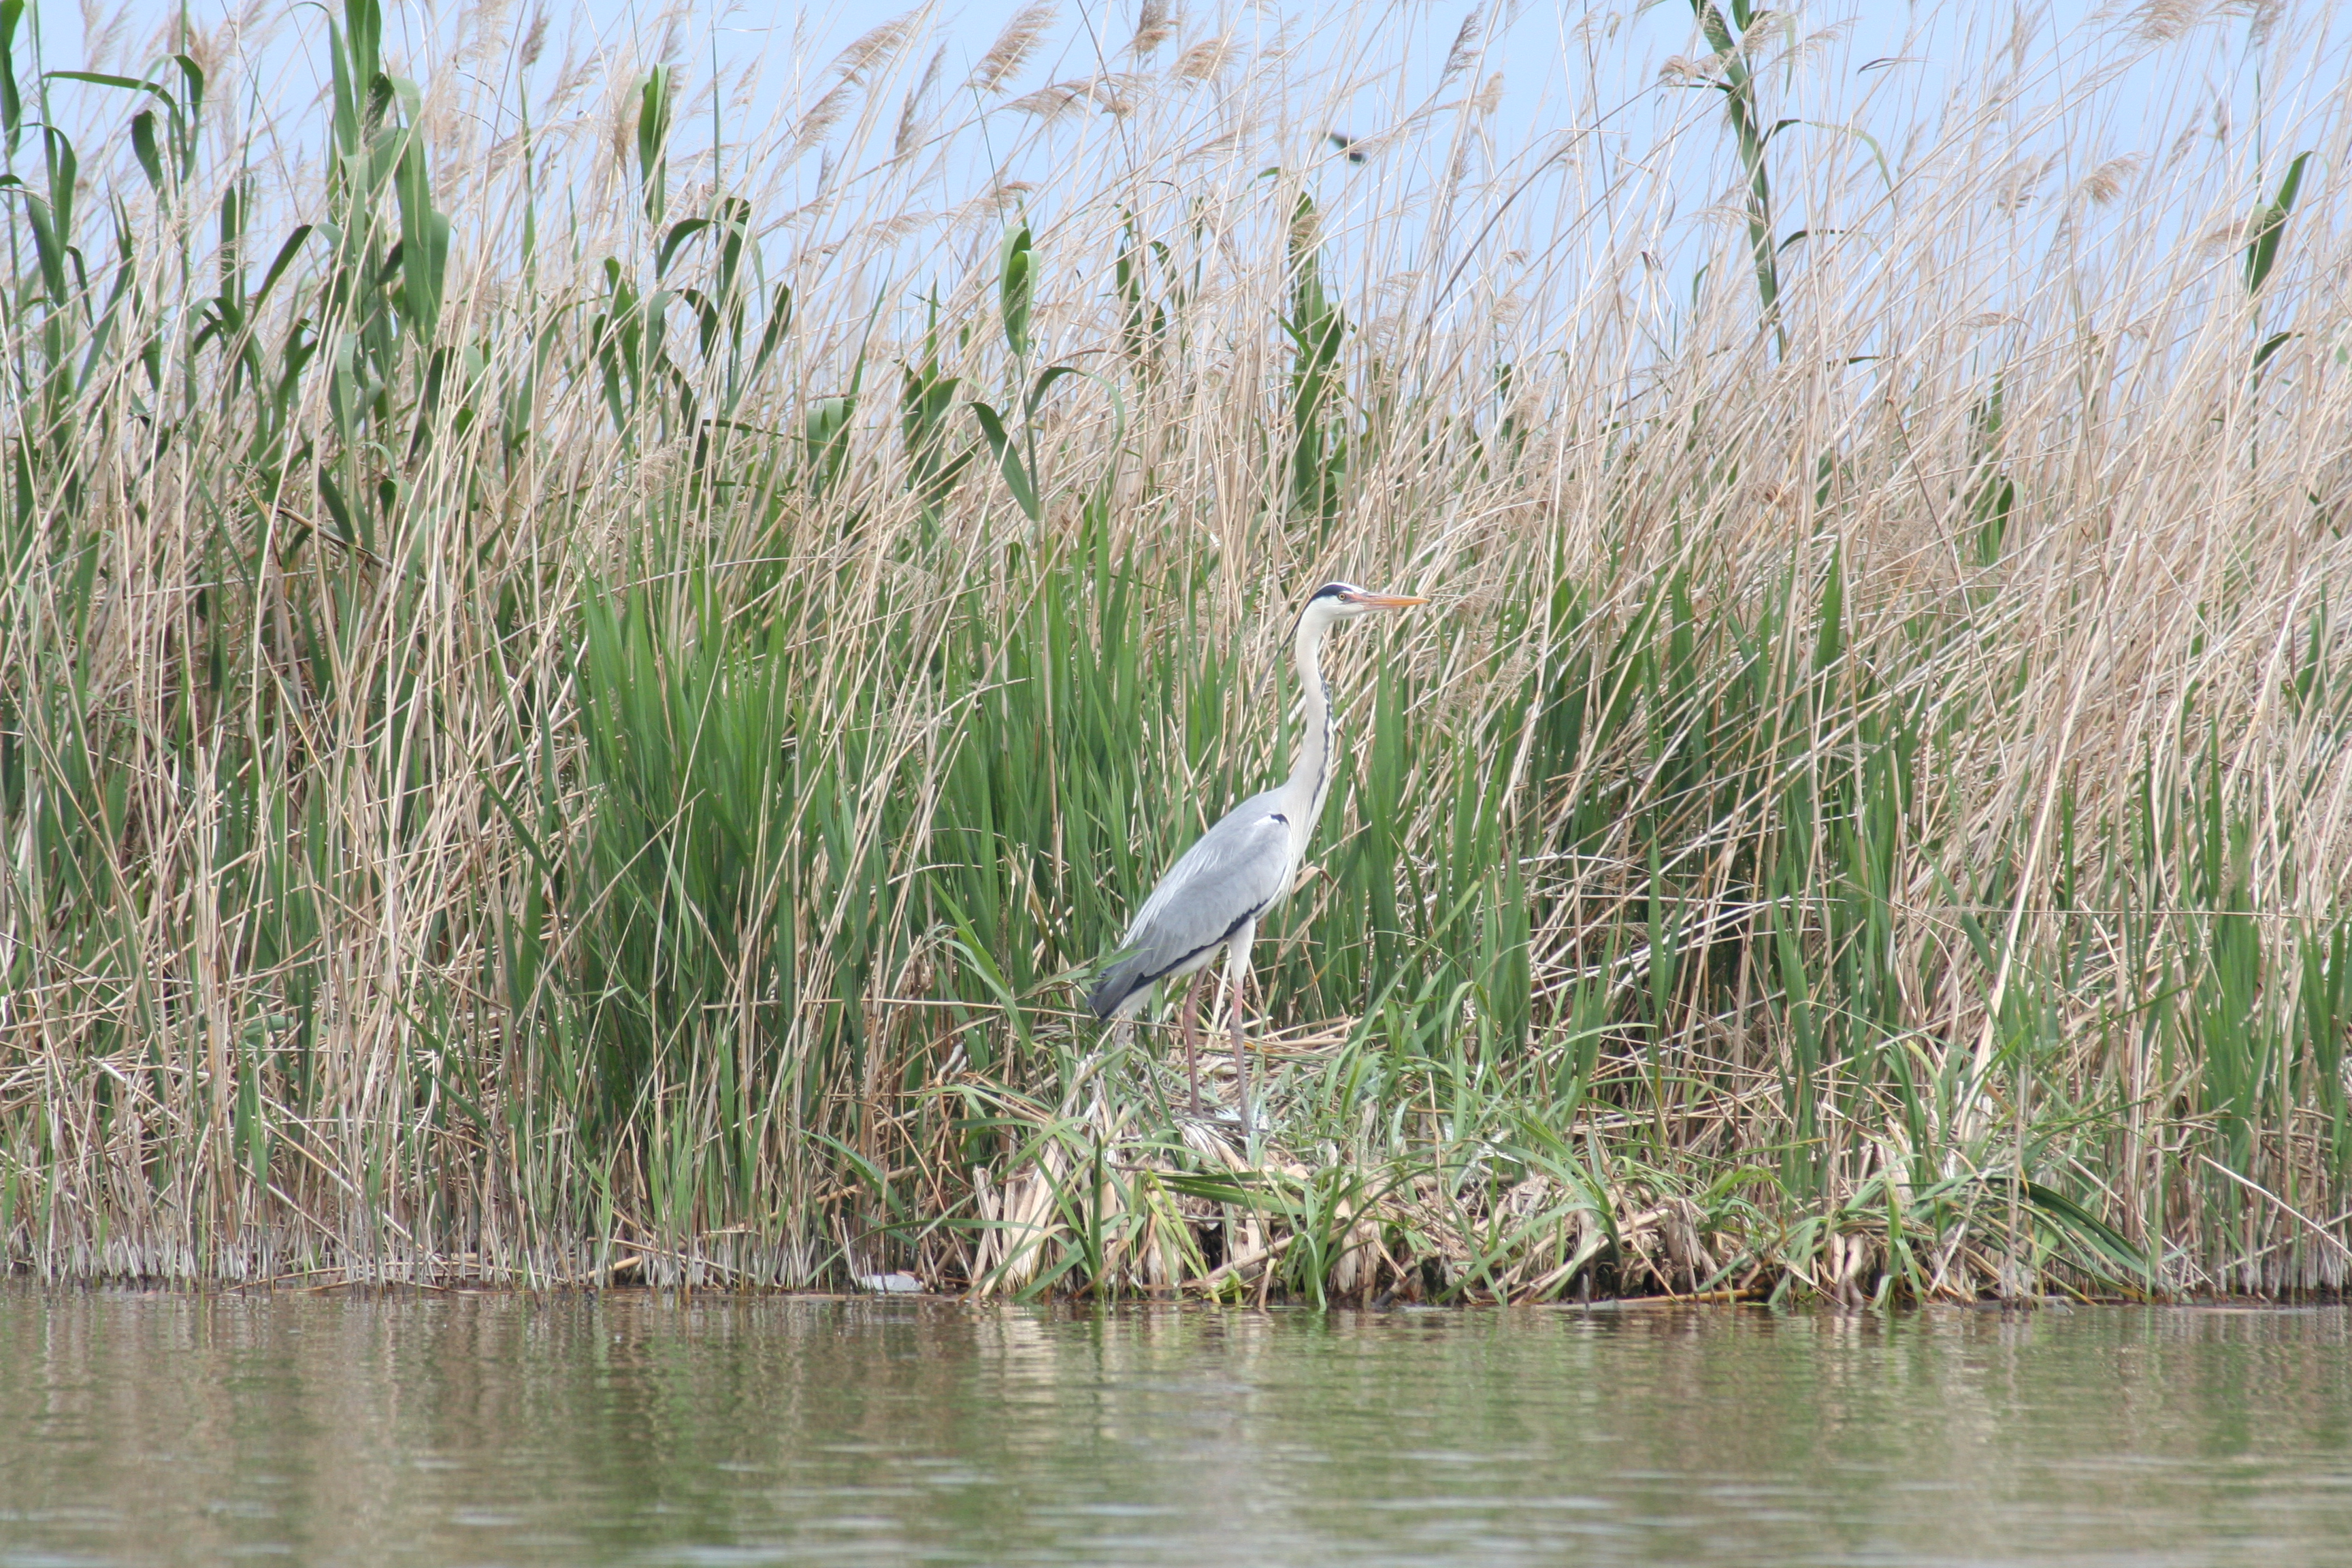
24,1 -> 2345,364
37,3 -> 2336,203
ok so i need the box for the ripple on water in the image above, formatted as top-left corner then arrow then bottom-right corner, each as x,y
0,1293 -> 2347,1567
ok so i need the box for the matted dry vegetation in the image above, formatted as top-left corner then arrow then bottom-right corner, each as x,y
3,0 -> 2350,1301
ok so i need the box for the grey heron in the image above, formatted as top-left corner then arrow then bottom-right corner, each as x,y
1086,581 -> 1426,1123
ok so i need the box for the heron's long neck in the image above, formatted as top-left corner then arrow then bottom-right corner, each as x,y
1285,614 -> 1336,826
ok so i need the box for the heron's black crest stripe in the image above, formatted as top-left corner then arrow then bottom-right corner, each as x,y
1308,582 -> 1354,604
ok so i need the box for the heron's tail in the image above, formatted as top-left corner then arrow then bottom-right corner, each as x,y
1085,953 -> 1154,1021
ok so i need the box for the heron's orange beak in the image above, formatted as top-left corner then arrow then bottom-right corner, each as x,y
1350,591 -> 1427,608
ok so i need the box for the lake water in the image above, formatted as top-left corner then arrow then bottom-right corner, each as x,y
1,1290 -> 2347,1566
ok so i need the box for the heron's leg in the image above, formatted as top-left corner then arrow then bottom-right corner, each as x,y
1178,968 -> 1208,1117
1223,919 -> 1258,1128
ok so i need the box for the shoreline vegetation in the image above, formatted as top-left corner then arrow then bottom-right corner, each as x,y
3,0 -> 2349,1304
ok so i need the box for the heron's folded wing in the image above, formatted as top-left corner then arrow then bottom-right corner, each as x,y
1115,802 -> 1294,978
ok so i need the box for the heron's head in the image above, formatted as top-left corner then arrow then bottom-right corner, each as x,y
1304,581 -> 1428,627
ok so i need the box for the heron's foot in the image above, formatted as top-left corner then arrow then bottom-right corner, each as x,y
1169,1083 -> 1264,1134
1175,1108 -> 1261,1158
1197,1098 -> 1268,1134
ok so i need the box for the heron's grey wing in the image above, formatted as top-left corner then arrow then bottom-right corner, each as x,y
1087,798 -> 1294,1017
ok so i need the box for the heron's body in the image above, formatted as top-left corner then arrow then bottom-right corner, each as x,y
1088,582 -> 1422,1120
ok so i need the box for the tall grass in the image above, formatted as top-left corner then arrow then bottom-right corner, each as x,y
2,0 -> 2349,1301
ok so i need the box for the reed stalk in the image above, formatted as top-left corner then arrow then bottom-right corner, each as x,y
1,0 -> 2347,1301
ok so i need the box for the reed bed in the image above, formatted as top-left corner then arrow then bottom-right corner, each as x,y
2,0 -> 2349,1302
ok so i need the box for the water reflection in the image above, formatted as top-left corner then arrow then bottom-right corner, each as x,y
1,1290 -> 2347,1566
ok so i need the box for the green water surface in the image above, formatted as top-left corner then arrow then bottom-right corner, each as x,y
1,1290 -> 2347,1565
